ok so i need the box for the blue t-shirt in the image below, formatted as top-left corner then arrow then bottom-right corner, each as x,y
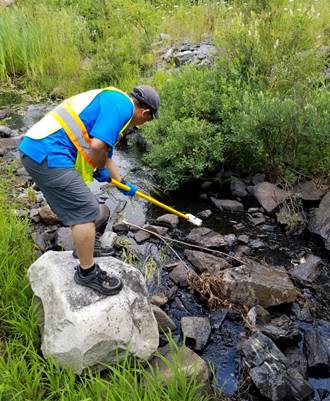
19,90 -> 134,167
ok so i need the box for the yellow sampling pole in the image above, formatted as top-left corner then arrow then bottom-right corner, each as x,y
110,178 -> 202,226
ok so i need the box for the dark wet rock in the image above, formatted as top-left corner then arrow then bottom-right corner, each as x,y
235,245 -> 251,258
38,205 -> 59,225
220,259 -> 298,307
247,305 -> 271,328
233,222 -> 245,230
0,107 -> 11,119
55,227 -> 74,251
134,131 -> 151,152
290,302 -> 314,323
284,346 -> 308,378
248,207 -> 260,213
134,229 -> 151,244
294,180 -> 325,202
201,181 -> 212,190
186,227 -> 226,248
197,209 -> 212,219
199,193 -> 207,200
249,239 -> 265,249
151,305 -> 176,331
252,173 -> 266,185
184,249 -> 231,274
156,213 -> 179,228
181,316 -> 211,351
169,263 -> 194,287
224,234 -> 237,247
259,315 -> 300,346
238,234 -> 249,244
210,197 -> 244,212
289,254 -> 322,283
241,331 -> 314,401
112,220 -> 129,234
304,330 -> 330,376
95,204 -> 110,233
175,297 -> 187,311
209,309 -> 227,330
308,192 -> 330,250
230,179 -> 248,198
0,125 -> 13,138
254,182 -> 291,213
249,216 -> 266,226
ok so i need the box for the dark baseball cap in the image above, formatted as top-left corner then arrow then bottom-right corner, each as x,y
130,85 -> 160,119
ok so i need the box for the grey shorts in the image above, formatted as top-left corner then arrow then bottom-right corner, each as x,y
21,154 -> 100,226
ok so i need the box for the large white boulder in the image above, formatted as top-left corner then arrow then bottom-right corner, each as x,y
28,251 -> 159,373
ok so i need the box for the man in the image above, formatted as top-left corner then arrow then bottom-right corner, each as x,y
19,85 -> 160,296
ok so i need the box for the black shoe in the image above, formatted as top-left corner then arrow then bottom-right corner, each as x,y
74,264 -> 123,296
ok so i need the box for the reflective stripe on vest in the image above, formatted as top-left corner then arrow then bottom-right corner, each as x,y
50,104 -> 97,169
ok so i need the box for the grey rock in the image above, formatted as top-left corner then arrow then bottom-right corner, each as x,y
134,229 -> 151,244
254,182 -> 291,213
0,107 -> 11,119
249,216 -> 266,226
0,125 -> 13,138
247,305 -> 271,328
112,220 -> 129,234
38,205 -> 59,225
304,330 -> 330,376
294,180 -> 325,201
230,180 -> 248,198
186,227 -> 226,248
248,207 -> 260,213
184,249 -> 231,274
209,309 -> 227,330
28,251 -> 159,373
308,192 -> 330,250
150,347 -> 210,389
197,209 -> 212,219
143,224 -> 169,236
169,263 -> 193,287
156,213 -> 179,228
99,231 -> 118,249
290,302 -> 313,323
181,317 -> 211,351
149,295 -> 168,307
224,233 -> 237,247
55,227 -> 74,251
151,305 -> 176,331
30,208 -> 40,223
238,235 -> 249,244
210,197 -> 244,212
252,173 -> 266,185
289,254 -> 322,283
235,245 -> 251,257
220,259 -> 298,307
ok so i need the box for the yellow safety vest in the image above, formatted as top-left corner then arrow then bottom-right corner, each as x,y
25,87 -> 133,184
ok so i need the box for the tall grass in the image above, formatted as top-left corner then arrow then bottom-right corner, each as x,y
0,177 -> 210,400
0,5 -> 87,93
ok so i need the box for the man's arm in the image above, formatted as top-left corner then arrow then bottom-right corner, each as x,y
106,158 -> 121,181
90,138 -> 109,168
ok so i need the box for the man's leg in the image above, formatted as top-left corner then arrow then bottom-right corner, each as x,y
71,222 -> 95,268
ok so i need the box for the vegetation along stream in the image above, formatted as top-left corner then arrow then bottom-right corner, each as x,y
0,0 -> 329,400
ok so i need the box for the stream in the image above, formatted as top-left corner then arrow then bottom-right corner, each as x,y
1,95 -> 330,400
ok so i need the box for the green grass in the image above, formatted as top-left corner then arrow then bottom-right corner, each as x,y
0,177 -> 211,401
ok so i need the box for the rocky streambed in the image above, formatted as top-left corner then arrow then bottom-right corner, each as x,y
1,96 -> 330,401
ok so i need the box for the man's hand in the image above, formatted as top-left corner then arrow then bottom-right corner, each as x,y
119,181 -> 137,196
93,168 -> 110,182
